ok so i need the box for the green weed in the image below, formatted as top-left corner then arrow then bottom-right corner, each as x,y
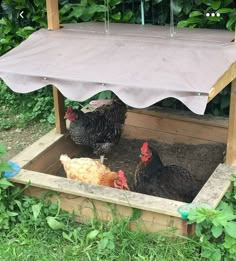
188,175 -> 236,261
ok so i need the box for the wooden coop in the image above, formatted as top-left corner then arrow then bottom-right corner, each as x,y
1,0 -> 236,236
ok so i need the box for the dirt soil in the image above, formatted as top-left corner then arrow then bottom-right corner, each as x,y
0,123 -> 53,161
1,122 -> 226,198
57,138 -> 226,192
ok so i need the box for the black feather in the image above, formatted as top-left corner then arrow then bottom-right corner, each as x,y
68,99 -> 127,157
134,145 -> 199,202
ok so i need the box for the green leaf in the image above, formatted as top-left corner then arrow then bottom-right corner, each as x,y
70,7 -> 84,18
111,12 -> 122,21
98,91 -> 113,99
62,232 -> 74,243
211,249 -> 222,261
32,203 -> 42,221
226,15 -> 236,31
217,8 -> 235,14
87,5 -> 107,15
46,216 -> 65,230
0,39 -> 10,44
211,1 -> 221,10
186,17 -> 204,25
224,222 -> 236,238
223,235 -> 236,254
0,178 -> 14,189
211,225 -> 223,238
107,240 -> 115,250
110,0 -> 122,6
87,229 -> 99,240
6,210 -> 18,217
98,237 -> 109,250
59,4 -> 72,15
177,20 -> 189,28
123,10 -> 133,22
189,11 -> 203,17
0,161 -> 12,173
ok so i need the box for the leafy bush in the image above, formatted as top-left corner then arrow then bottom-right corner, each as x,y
188,175 -> 236,261
0,81 -> 54,130
176,0 -> 236,31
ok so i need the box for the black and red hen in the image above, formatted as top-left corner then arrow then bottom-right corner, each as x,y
134,142 -> 199,202
65,99 -> 127,163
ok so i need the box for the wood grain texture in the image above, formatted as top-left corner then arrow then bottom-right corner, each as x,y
10,129 -> 63,168
124,109 -> 228,144
193,163 -> 236,207
226,79 -> 236,165
20,182 -> 185,235
10,169 -> 185,218
208,63 -> 236,102
46,0 -> 60,30
53,87 -> 66,134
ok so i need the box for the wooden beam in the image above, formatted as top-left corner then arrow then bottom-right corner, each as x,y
208,63 -> 236,103
208,25 -> 236,103
46,1 -> 64,133
235,23 -> 236,42
226,79 -> 236,165
53,87 -> 66,134
46,0 -> 60,30
193,163 -> 236,207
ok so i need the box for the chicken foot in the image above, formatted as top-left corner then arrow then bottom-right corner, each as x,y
100,155 -> 107,164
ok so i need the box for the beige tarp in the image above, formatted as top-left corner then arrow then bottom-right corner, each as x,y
0,22 -> 235,114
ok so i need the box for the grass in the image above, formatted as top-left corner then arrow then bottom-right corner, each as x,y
0,220 -> 201,261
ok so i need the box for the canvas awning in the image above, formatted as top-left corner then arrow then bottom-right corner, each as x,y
0,22 -> 235,115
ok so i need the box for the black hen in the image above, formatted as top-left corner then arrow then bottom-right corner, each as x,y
134,142 -> 199,202
65,99 -> 127,163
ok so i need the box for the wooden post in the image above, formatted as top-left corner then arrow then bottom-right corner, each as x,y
46,0 -> 66,133
46,0 -> 60,30
226,79 -> 236,165
226,24 -> 236,165
53,87 -> 66,134
235,23 -> 236,42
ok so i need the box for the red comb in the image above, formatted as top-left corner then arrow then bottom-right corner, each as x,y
141,142 -> 149,153
67,106 -> 73,113
118,170 -> 127,183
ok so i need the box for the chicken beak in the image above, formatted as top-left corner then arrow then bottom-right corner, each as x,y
124,184 -> 130,190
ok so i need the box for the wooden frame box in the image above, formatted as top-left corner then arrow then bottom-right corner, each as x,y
10,109 -> 236,236
5,0 -> 236,236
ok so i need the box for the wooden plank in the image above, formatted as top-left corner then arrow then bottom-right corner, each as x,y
226,79 -> 236,165
123,125 -> 219,145
193,163 -> 236,207
125,110 -> 227,144
10,129 -> 63,168
10,169 -> 185,218
46,0 -> 60,30
46,1 -> 64,134
25,137 -> 79,173
9,128 -> 79,174
22,185 -> 185,234
53,86 -> 66,134
129,107 -> 228,128
208,63 -> 236,102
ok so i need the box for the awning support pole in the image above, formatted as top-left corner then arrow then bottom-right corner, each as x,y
46,0 -> 66,134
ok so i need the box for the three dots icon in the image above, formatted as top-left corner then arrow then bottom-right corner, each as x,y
206,13 -> 221,17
